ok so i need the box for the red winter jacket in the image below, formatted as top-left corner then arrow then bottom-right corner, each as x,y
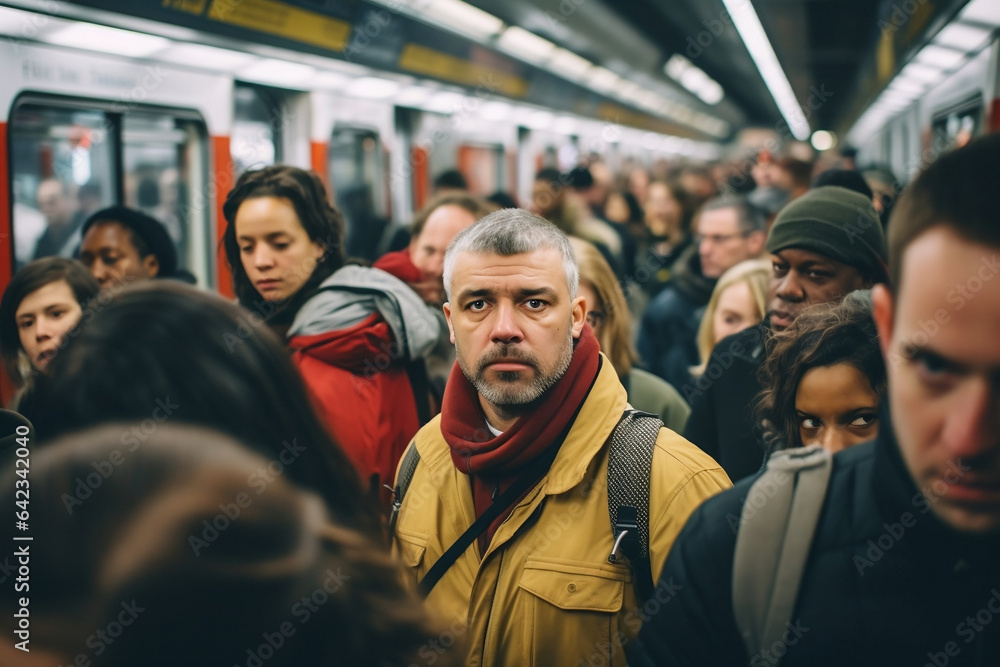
287,265 -> 441,506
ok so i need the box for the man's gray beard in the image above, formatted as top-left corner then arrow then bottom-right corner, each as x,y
456,334 -> 574,408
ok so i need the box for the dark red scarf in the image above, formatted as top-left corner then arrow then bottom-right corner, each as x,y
440,325 -> 601,553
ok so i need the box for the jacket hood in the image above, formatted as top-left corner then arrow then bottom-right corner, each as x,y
288,265 -> 440,360
671,244 -> 717,304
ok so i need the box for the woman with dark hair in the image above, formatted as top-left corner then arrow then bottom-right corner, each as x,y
34,282 -> 381,538
638,180 -> 696,299
0,257 -> 100,405
221,165 -> 439,503
756,291 -> 887,455
0,423 -> 465,666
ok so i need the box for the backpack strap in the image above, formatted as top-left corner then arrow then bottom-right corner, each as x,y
389,442 -> 421,540
606,409 -> 661,604
732,445 -> 832,664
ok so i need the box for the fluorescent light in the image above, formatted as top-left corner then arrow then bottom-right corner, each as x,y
425,91 -> 466,114
345,76 -> 400,99
480,101 -> 512,121
899,61 -> 944,83
933,23 -> 993,50
240,59 -> 316,86
915,44 -> 966,70
961,0 -> 1000,26
46,23 -> 170,57
314,71 -> 351,90
423,0 -> 504,41
553,116 -> 578,135
664,54 -> 692,80
158,43 -> 257,71
587,67 -> 621,94
888,77 -> 926,94
548,48 -> 593,82
497,26 -> 556,64
522,110 -> 553,130
722,0 -> 810,140
698,80 -> 725,105
395,85 -> 433,106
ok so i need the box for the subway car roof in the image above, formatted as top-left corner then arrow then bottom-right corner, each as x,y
0,0 -> 997,147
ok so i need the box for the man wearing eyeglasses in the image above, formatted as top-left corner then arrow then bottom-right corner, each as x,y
637,195 -> 767,394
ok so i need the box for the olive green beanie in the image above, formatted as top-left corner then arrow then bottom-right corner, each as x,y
766,186 -> 888,282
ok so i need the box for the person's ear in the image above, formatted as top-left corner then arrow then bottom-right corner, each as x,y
443,302 -> 456,344
570,294 -> 586,338
872,283 -> 895,360
143,254 -> 160,278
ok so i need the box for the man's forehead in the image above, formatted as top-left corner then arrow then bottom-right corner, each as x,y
699,207 -> 739,228
423,205 -> 476,236
451,248 -> 566,284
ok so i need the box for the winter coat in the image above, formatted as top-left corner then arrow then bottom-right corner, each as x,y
392,355 -> 731,667
288,265 -> 440,497
636,245 -> 717,395
623,367 -> 691,435
682,323 -> 768,482
630,409 -> 1000,666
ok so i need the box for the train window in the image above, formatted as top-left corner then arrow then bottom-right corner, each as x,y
458,144 -> 504,195
931,96 -> 982,153
232,84 -> 284,177
122,111 -> 210,280
8,97 -> 212,284
9,104 -> 116,271
329,127 -> 387,262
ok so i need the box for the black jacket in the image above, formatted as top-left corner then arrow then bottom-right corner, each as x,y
682,323 -> 768,482
630,413 -> 1000,666
636,246 -> 716,394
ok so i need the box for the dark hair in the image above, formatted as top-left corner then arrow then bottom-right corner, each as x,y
409,192 -> 493,240
486,190 -> 518,210
887,133 -> 1000,289
0,257 -> 100,384
567,166 -> 595,190
534,167 -> 564,186
621,191 -> 644,224
0,423 -> 464,667
812,169 -> 874,199
776,156 -> 813,191
433,168 -> 468,191
698,193 -> 767,235
33,281 -> 380,538
222,165 -> 345,315
82,206 -> 178,278
756,291 -> 886,453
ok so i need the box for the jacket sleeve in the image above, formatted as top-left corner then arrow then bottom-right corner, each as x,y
630,487 -> 749,667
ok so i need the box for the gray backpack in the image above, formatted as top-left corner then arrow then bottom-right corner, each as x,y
732,445 -> 833,665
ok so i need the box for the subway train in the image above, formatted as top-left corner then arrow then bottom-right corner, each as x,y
0,0 -> 727,298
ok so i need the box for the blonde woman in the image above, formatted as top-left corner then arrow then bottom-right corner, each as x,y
691,259 -> 770,377
570,238 -> 690,433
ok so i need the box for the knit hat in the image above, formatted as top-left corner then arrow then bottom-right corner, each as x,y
82,206 -> 178,278
766,186 -> 888,282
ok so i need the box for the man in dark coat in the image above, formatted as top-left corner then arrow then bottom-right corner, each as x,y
682,186 -> 888,481
630,134 -> 1000,666
637,195 -> 766,393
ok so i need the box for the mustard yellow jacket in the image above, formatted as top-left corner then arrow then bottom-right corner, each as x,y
393,355 -> 731,666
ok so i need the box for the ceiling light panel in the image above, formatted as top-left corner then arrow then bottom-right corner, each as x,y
423,0 -> 504,41
345,76 -> 400,99
159,44 -> 257,71
45,23 -> 170,57
240,59 -> 316,86
497,26 -> 556,64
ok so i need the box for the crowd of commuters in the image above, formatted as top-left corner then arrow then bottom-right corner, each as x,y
1,133 -> 998,666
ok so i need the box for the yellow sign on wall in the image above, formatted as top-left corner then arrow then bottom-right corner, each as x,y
399,44 -> 528,98
208,0 -> 351,52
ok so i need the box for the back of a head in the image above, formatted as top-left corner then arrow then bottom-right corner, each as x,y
887,133 -> 1000,289
433,168 -> 468,192
812,168 -> 874,200
34,281 -> 378,536
0,424 -> 459,667
567,166 -> 595,191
